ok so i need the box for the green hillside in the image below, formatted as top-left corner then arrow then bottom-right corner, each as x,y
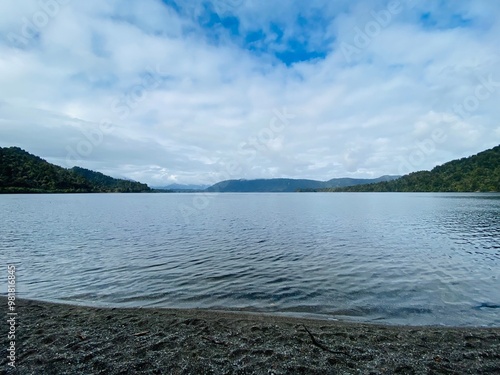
71,167 -> 150,193
0,147 -> 151,193
322,145 -> 500,192
206,176 -> 399,192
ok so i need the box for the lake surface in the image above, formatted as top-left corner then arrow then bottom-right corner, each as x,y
1,193 -> 499,326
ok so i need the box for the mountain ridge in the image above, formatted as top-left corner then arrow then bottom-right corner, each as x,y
4,144 -> 498,194
206,175 -> 400,192
316,145 -> 500,192
152,183 -> 209,191
0,147 -> 151,193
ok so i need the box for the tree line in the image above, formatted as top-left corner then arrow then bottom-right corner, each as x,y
315,145 -> 500,192
0,147 -> 151,193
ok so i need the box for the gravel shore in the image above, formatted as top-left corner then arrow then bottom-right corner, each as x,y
2,297 -> 499,374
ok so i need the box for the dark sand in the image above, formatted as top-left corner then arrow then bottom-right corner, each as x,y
2,297 -> 499,374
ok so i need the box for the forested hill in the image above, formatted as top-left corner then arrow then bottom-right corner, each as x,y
206,176 -> 399,192
0,147 -> 151,193
70,167 -> 150,193
322,145 -> 500,192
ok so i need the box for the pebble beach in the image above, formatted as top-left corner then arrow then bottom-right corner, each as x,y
2,297 -> 500,374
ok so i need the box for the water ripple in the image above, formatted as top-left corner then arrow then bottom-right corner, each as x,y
1,193 -> 499,326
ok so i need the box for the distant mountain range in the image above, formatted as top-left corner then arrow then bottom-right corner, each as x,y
0,147 -> 151,193
316,144 -> 500,192
3,144 -> 499,194
206,176 -> 400,192
152,183 -> 209,191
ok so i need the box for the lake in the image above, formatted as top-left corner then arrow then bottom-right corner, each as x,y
1,193 -> 499,326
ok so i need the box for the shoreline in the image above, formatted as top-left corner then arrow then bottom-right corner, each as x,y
2,297 -> 499,374
4,295 -> 498,328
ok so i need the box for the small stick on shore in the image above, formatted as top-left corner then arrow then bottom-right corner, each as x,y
302,324 -> 350,356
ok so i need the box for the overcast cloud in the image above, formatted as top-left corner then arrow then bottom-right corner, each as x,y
1,0 -> 499,185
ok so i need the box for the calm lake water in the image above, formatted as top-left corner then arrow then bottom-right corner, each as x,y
1,193 -> 499,326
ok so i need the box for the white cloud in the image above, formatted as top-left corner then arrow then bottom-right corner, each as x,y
0,0 -> 499,185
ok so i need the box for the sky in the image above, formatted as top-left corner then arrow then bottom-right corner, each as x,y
1,0 -> 499,186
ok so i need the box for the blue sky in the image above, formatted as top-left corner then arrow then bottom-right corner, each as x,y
0,0 -> 499,185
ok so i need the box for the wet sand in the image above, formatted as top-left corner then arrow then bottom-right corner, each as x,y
2,297 -> 499,374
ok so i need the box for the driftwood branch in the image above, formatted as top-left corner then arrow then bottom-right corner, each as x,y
302,325 -> 350,356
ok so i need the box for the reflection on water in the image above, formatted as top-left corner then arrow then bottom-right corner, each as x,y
1,193 -> 499,326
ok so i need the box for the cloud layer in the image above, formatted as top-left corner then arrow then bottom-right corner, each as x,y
1,0 -> 499,185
